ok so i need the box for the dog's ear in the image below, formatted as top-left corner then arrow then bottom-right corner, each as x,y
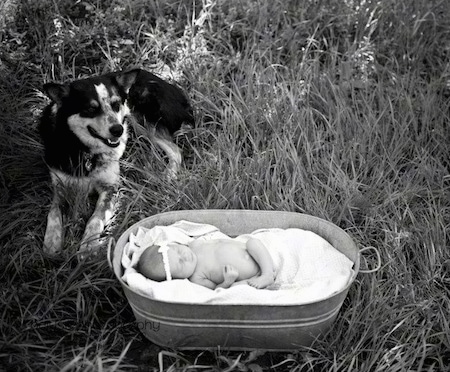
115,69 -> 139,93
43,83 -> 70,105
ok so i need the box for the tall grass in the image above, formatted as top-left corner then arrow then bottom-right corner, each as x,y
1,0 -> 449,370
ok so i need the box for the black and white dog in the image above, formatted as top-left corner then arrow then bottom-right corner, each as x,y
39,69 -> 193,257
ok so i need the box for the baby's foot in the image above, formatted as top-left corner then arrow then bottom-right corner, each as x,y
223,264 -> 239,285
248,274 -> 274,289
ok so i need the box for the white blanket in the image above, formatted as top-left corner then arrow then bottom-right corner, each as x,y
121,221 -> 355,305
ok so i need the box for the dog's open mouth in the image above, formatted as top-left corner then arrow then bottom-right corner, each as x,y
88,126 -> 121,148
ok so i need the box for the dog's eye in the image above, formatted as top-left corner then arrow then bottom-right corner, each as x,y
81,107 -> 98,116
80,100 -> 100,117
111,101 -> 121,112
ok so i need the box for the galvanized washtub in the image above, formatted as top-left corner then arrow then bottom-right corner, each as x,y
112,210 -> 360,351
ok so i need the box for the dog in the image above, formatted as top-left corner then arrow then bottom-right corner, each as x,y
39,69 -> 194,257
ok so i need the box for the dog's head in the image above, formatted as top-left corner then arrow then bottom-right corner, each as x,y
44,70 -> 138,153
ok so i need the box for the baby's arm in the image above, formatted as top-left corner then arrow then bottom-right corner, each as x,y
215,265 -> 239,289
245,237 -> 275,289
190,265 -> 239,290
190,275 -> 217,289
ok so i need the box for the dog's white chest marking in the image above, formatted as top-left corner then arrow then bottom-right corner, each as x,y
47,160 -> 120,258
50,159 -> 120,192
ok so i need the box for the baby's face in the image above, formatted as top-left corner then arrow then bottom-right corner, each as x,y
166,244 -> 197,279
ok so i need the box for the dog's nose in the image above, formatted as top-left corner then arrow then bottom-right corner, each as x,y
109,124 -> 124,137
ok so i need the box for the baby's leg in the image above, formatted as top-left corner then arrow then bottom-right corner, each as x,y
246,238 -> 275,289
247,274 -> 274,289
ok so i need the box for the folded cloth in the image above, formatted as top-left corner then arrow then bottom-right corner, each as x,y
121,220 -> 355,305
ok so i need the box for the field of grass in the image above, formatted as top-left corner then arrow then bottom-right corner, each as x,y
1,0 -> 449,370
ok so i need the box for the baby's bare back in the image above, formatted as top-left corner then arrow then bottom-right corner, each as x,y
189,239 -> 260,283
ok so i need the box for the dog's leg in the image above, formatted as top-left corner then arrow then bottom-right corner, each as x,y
43,191 -> 64,255
79,185 -> 116,258
153,130 -> 182,178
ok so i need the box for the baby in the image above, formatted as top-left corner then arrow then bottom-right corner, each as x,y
138,237 -> 275,290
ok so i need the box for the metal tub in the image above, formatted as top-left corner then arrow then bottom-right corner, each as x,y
112,210 -> 359,351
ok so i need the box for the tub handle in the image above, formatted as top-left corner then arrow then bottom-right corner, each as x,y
359,246 -> 381,273
107,237 -> 116,271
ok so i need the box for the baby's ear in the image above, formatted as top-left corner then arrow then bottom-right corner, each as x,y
43,83 -> 70,105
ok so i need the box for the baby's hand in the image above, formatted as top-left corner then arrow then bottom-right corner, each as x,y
223,264 -> 239,284
247,274 -> 274,289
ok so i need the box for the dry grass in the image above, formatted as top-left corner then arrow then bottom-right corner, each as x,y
1,0 -> 449,370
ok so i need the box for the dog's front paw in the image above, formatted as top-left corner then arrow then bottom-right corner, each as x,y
78,218 -> 105,260
43,208 -> 64,255
43,229 -> 63,256
78,236 -> 104,260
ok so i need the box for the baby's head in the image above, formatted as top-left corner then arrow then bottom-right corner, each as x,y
138,243 -> 197,281
138,245 -> 167,281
